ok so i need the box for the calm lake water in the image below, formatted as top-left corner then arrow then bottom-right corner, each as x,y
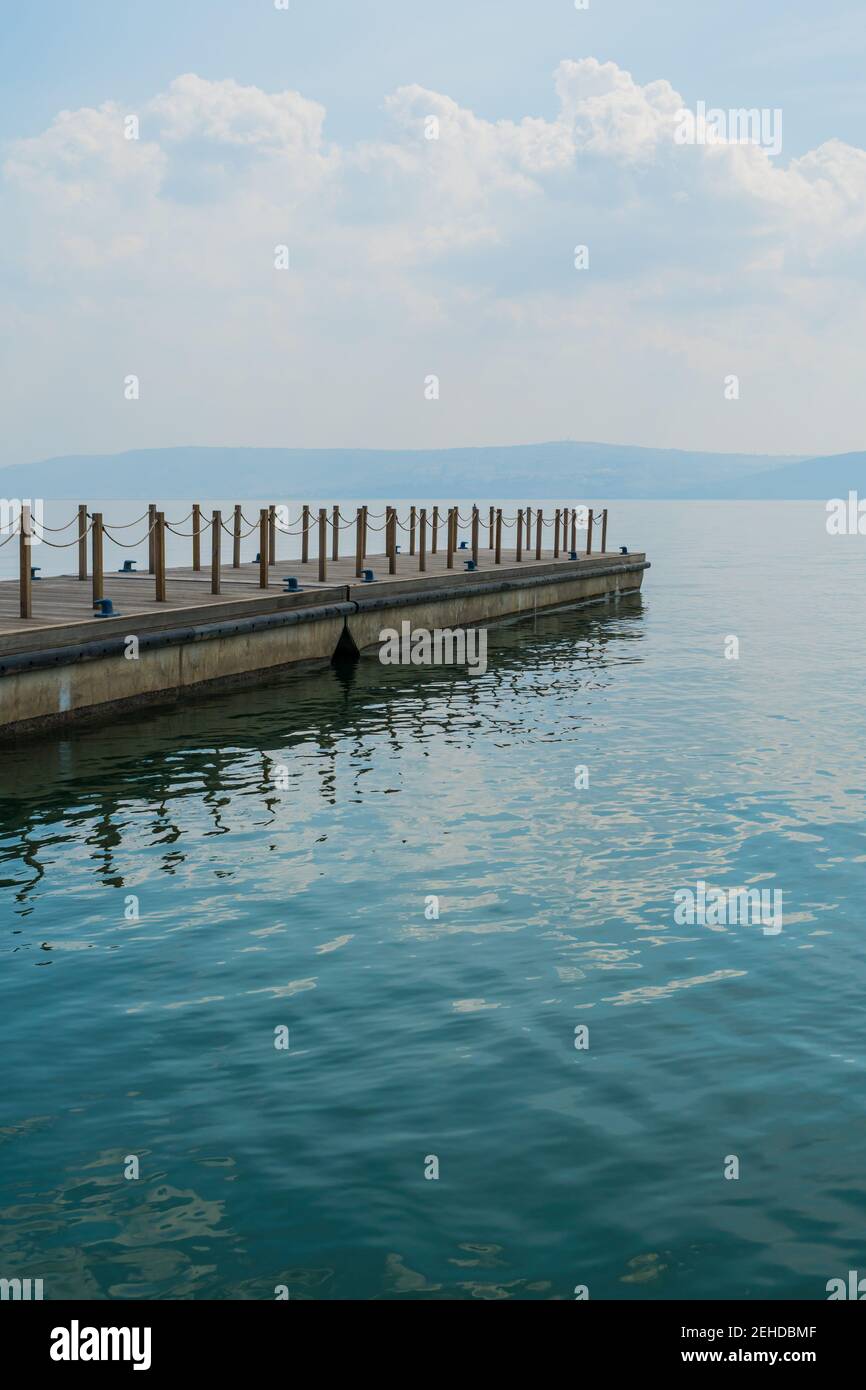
1,501 -> 865,1300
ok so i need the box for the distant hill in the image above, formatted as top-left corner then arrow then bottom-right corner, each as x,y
0,441 -> 804,501
712,451 -> 866,499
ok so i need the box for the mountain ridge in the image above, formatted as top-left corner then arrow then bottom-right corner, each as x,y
0,441 -> 819,500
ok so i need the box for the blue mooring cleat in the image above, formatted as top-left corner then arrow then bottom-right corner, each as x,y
463,559 -> 477,571
30,566 -> 41,580
362,569 -> 376,583
93,598 -> 117,617
283,576 -> 302,592
620,546 -> 629,555
458,540 -> 468,549
118,559 -> 137,573
568,550 -> 578,561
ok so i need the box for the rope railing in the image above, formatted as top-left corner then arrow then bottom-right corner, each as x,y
170,518 -> 214,538
3,500 -> 610,619
34,514 -> 87,532
102,521 -> 158,548
28,524 -> 94,549
96,509 -> 153,529
218,517 -> 254,538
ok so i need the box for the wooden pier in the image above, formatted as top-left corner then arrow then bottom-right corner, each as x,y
0,502 -> 648,737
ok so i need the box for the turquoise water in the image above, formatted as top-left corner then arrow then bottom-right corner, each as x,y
2,501 -> 865,1301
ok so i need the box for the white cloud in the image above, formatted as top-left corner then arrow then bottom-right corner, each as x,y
150,73 -> 329,152
554,58 -> 683,164
726,138 -> 866,246
1,61 -> 865,463
4,102 -> 165,204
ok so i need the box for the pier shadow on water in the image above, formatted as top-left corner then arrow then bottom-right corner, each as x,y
0,597 -> 643,899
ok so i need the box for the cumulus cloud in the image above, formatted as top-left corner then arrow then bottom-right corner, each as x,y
6,60 -> 864,270
4,102 -> 165,204
554,58 -> 684,163
725,138 -> 866,250
1,60 -> 865,463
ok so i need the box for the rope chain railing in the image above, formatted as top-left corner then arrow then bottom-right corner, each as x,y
3,501 -> 611,619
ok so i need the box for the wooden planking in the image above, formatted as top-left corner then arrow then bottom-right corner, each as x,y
0,546 -> 603,643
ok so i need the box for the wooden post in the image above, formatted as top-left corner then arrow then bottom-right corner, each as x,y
155,510 -> 167,601
562,508 -> 569,553
471,505 -> 479,565
586,508 -> 594,556
331,505 -> 339,562
516,508 -> 523,562
554,509 -> 561,559
535,509 -> 543,560
419,507 -> 427,572
355,507 -> 364,577
192,504 -> 202,571
387,506 -> 397,575
233,504 -> 242,568
269,504 -> 277,566
211,510 -> 221,594
526,507 -> 532,553
601,507 -> 608,554
409,505 -> 417,557
446,507 -> 455,569
19,504 -> 32,619
78,504 -> 88,580
318,508 -> 328,582
147,503 -> 156,574
571,510 -> 577,554
92,511 -> 104,604
432,506 -> 439,555
302,505 -> 310,564
488,505 -> 494,550
494,508 -> 502,564
260,510 -> 269,588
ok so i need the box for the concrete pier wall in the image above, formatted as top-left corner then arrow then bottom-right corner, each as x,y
347,561 -> 645,651
0,556 -> 647,739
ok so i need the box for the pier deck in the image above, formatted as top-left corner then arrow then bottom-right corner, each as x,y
0,547 -> 619,651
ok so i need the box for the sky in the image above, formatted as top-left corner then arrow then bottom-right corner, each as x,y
1,0 -> 864,469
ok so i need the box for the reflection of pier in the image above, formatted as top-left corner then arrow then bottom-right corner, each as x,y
0,502 -> 648,738
0,592 -> 645,913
